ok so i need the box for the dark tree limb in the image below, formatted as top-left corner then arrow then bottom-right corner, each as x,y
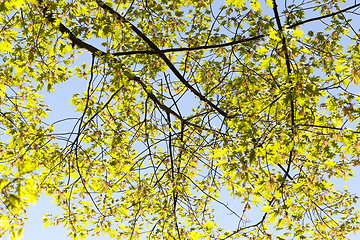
96,0 -> 232,119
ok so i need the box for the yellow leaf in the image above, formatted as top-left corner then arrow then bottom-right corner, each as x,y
13,0 -> 25,8
0,41 -> 13,52
257,47 -> 269,54
212,148 -> 228,159
262,204 -> 273,213
265,0 -> 273,7
274,190 -> 282,199
324,160 -> 336,168
203,220 -> 216,231
225,0 -> 245,8
189,231 -> 204,239
250,0 -> 260,11
269,30 -> 280,41
0,216 -> 9,229
293,28 -> 304,39
268,212 -> 277,222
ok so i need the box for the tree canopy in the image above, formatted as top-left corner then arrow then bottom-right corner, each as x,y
0,0 -> 360,239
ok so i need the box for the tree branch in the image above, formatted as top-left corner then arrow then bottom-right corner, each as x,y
289,3 -> 360,29
112,2 -> 360,58
272,0 -> 295,186
113,35 -> 264,56
35,0 -> 194,128
96,0 -> 232,119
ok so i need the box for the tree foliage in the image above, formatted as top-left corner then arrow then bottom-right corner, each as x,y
0,0 -> 360,239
